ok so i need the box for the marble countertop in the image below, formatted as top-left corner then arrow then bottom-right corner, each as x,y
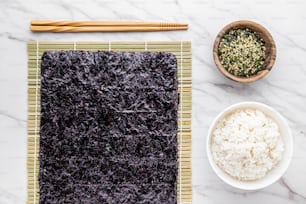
1,0 -> 306,203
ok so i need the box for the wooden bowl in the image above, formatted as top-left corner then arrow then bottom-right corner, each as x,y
213,20 -> 276,83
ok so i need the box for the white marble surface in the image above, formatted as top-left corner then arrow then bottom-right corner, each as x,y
1,0 -> 306,203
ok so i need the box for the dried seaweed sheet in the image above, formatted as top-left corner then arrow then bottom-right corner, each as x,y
39,51 -> 178,204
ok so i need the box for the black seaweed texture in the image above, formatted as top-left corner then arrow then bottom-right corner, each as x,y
39,51 -> 178,204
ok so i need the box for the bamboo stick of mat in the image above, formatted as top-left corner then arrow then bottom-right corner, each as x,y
30,25 -> 188,32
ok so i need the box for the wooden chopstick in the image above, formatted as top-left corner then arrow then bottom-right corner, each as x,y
30,20 -> 188,32
31,20 -> 188,27
30,25 -> 188,32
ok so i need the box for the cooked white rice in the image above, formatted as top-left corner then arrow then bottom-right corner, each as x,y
211,108 -> 284,181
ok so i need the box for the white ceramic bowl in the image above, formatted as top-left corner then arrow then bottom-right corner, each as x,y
207,102 -> 293,190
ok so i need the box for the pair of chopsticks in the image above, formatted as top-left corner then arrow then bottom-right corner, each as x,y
30,20 -> 188,32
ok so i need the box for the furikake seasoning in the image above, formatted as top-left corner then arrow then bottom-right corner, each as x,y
218,28 -> 266,77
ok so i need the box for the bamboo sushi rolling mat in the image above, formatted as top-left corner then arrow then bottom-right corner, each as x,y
27,41 -> 192,204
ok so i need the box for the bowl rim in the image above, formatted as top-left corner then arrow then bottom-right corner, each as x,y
206,101 -> 293,190
213,20 -> 277,83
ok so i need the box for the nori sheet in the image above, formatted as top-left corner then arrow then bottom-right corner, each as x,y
39,51 -> 178,204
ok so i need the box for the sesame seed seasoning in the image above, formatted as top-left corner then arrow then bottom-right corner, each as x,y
218,28 -> 266,77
